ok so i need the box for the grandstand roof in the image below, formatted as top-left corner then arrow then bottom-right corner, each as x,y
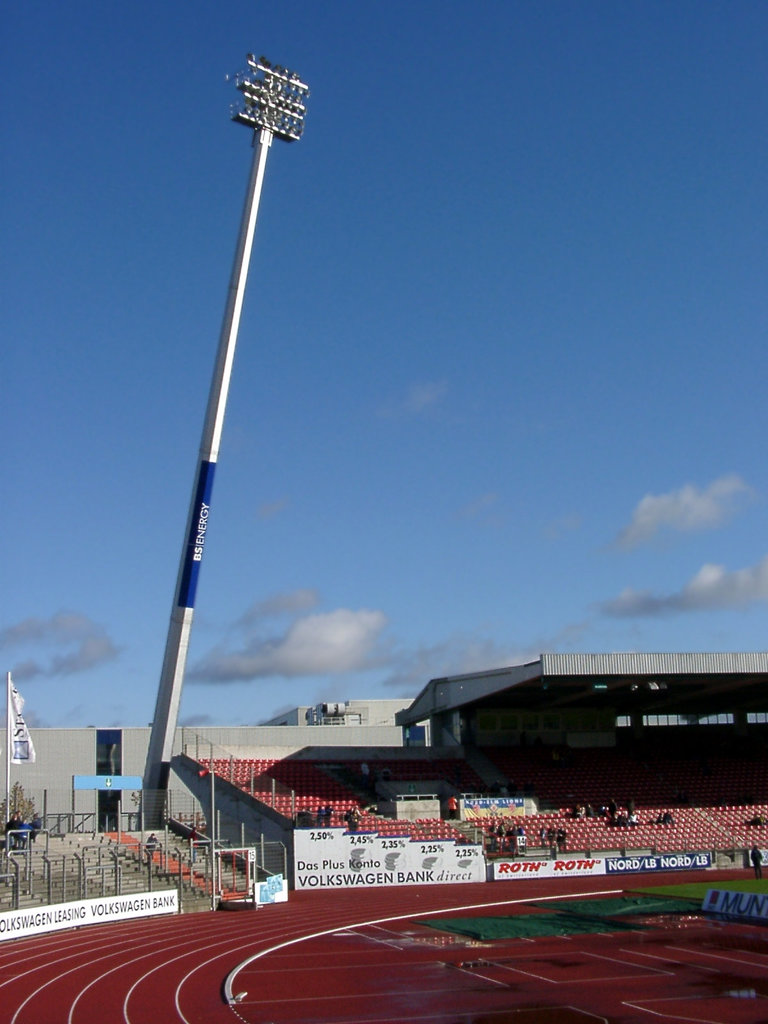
395,652 -> 768,726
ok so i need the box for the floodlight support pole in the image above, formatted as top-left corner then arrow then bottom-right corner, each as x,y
144,128 -> 274,795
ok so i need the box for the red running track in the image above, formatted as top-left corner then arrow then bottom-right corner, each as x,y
0,868 -> 764,1024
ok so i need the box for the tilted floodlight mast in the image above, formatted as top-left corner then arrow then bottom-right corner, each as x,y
143,56 -> 309,796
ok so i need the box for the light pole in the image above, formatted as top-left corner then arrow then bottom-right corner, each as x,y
143,57 -> 309,800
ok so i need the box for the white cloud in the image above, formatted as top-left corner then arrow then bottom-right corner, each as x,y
191,607 -> 388,682
601,554 -> 768,617
380,636 -> 538,694
404,380 -> 448,414
379,380 -> 448,418
1,611 -> 96,646
0,611 -> 119,679
543,513 -> 582,541
256,497 -> 290,521
458,492 -> 506,528
615,474 -> 753,548
239,589 -> 320,624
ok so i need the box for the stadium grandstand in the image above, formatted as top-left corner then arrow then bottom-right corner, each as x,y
2,652 -> 768,916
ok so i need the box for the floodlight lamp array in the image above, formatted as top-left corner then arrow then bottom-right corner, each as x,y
231,54 -> 309,142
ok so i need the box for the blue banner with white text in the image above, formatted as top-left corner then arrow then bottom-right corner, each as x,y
605,852 -> 712,874
177,460 -> 216,609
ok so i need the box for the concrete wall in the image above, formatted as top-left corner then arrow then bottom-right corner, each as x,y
178,724 -> 404,759
10,724 -> 408,824
262,698 -> 413,728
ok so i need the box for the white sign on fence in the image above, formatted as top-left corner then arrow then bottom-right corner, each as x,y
256,874 -> 288,904
704,888 -> 768,921
294,828 -> 485,890
493,856 -> 606,880
0,889 -> 178,943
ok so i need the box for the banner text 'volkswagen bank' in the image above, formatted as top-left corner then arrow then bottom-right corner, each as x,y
294,829 -> 485,890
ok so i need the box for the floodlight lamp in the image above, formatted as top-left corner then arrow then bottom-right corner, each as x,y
232,54 -> 309,142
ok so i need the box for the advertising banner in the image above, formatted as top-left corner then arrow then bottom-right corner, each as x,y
294,829 -> 485,890
493,857 -> 606,880
0,890 -> 177,943
704,888 -> 768,921
493,850 -> 713,881
463,797 -> 525,820
604,852 -> 712,874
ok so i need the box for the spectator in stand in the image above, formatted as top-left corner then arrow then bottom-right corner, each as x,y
486,825 -> 498,854
750,844 -> 763,879
607,798 -> 618,822
6,814 -> 21,851
31,816 -> 42,843
446,794 -> 459,820
495,819 -> 505,850
539,825 -> 548,846
556,826 -> 567,850
145,833 -> 159,863
506,822 -> 518,855
323,804 -> 333,826
17,820 -> 32,848
344,807 -> 360,832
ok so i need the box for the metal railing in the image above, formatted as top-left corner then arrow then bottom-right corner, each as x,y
0,865 -> 19,910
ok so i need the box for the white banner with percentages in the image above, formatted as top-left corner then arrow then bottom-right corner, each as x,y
294,828 -> 486,890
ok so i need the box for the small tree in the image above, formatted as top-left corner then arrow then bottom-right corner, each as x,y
0,782 -> 37,823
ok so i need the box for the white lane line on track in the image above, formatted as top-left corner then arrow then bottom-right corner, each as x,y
227,1001 -> 611,1024
9,937 -> 169,1024
621,994 -> 742,1023
222,887 -> 624,1005
70,917 -> 256,1024
622,946 -> 719,973
125,923 -> 305,1024
6,918 -> 247,1024
665,942 -> 768,969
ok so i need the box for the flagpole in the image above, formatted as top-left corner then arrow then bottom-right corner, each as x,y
5,672 -> 11,821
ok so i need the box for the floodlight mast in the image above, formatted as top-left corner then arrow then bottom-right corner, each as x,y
143,57 -> 308,798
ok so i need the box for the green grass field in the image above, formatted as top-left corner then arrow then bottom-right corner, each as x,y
420,879 -> 768,941
636,878 -> 768,900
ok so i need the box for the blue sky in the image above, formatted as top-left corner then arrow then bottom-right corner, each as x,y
4,2 -> 768,729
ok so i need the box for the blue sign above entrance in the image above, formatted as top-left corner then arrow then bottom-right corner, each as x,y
73,775 -> 143,791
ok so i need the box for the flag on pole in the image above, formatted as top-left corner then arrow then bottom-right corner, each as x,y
9,680 -> 35,765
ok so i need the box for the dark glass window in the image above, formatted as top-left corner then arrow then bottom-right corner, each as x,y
96,729 -> 122,776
